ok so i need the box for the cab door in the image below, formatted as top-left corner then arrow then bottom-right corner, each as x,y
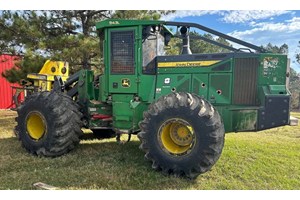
108,28 -> 138,94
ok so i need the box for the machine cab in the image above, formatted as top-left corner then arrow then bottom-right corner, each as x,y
96,20 -> 170,102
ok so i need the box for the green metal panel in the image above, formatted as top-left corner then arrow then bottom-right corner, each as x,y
108,76 -> 138,93
157,62 -> 230,74
112,94 -> 134,130
258,85 -> 289,104
89,19 -> 291,134
130,100 -> 149,131
216,106 -> 258,132
107,27 -> 139,94
208,73 -> 232,104
215,106 -> 232,132
192,74 -> 209,99
78,70 -> 95,101
232,109 -> 257,131
138,75 -> 156,102
111,94 -> 148,131
155,74 -> 191,99
96,19 -> 162,30
258,54 -> 287,86
98,75 -> 105,101
268,85 -> 287,94
100,28 -> 109,102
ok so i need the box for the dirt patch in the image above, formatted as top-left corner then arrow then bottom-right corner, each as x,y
0,109 -> 17,139
0,109 -> 17,118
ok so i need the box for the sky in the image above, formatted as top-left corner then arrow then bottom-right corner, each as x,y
1,0 -> 300,71
161,10 -> 300,72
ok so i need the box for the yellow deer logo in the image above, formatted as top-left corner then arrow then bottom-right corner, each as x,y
121,79 -> 130,88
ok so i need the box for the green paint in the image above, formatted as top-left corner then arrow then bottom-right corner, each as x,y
209,73 -> 232,104
268,85 -> 287,94
192,74 -> 209,99
96,19 -> 162,30
155,74 -> 191,99
258,54 -> 288,86
232,110 -> 257,131
76,19 -> 290,133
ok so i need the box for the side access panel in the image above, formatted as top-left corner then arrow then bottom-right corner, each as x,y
155,74 -> 191,99
108,28 -> 138,94
192,74 -> 209,99
208,73 -> 232,104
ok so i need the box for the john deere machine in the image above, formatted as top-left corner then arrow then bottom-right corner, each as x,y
15,19 -> 290,178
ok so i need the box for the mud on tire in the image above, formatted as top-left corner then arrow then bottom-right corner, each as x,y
138,92 -> 225,179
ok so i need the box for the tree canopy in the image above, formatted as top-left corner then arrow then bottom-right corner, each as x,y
261,43 -> 289,54
0,10 -> 172,83
1,10 -> 299,110
296,41 -> 300,64
166,31 -> 232,55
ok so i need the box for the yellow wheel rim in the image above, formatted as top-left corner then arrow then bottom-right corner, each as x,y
26,111 -> 47,140
159,119 -> 195,155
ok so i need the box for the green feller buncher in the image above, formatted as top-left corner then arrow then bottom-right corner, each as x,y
15,19 -> 291,178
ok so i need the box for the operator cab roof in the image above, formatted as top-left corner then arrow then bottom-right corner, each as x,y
96,19 -> 164,30
96,19 -> 267,53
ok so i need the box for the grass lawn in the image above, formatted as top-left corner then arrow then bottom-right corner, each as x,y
292,111 -> 300,119
0,109 -> 299,190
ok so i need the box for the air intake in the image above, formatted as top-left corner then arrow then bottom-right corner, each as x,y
233,57 -> 259,105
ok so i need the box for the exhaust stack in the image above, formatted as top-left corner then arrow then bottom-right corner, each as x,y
180,26 -> 192,55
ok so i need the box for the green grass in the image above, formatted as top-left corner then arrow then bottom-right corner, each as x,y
291,111 -> 300,119
0,109 -> 300,190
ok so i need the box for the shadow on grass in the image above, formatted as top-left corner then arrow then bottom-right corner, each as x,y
0,137 -> 197,190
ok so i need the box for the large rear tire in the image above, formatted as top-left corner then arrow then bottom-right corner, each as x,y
15,91 -> 83,157
138,92 -> 225,178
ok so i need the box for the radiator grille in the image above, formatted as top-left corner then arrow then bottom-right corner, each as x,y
233,58 -> 259,105
111,31 -> 135,74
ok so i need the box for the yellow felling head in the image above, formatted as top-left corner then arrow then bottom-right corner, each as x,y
27,60 -> 70,91
39,60 -> 69,78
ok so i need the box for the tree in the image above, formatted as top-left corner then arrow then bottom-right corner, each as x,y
0,10 -> 111,82
1,54 -> 46,83
0,10 -> 172,83
190,32 -> 232,53
288,68 -> 300,110
166,31 -> 232,55
111,10 -> 173,20
296,41 -> 300,64
261,43 -> 289,54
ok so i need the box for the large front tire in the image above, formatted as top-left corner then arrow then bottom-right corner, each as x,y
138,92 -> 225,178
15,91 -> 83,157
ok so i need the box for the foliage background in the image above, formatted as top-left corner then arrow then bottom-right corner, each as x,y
1,10 -> 300,109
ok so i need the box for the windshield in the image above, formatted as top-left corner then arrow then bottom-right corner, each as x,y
142,27 -> 165,74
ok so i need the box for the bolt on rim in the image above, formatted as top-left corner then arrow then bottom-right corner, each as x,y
158,118 -> 196,156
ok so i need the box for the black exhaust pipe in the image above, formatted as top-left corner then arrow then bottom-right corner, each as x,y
64,71 -> 80,88
180,26 -> 192,55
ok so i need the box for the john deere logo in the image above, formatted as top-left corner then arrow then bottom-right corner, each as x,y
122,79 -> 130,88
